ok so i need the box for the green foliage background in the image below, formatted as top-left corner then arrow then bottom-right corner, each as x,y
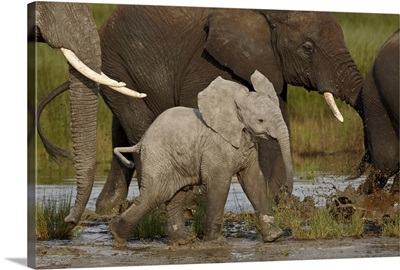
34,4 -> 399,183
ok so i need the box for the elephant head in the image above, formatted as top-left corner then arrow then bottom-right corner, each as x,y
198,70 -> 293,188
30,2 -> 145,226
205,9 -> 363,121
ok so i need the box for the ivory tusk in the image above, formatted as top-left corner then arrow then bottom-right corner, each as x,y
60,47 -> 146,98
101,73 -> 147,98
60,47 -> 126,87
324,92 -> 344,122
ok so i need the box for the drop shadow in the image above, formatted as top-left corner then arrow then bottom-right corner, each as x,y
6,258 -> 27,267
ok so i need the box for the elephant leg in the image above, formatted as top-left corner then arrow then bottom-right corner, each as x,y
96,116 -> 134,215
109,190 -> 165,249
360,170 -> 390,194
203,173 -> 232,242
165,189 -> 191,241
237,152 -> 283,242
390,172 -> 399,193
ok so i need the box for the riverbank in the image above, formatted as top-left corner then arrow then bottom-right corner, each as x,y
35,236 -> 399,269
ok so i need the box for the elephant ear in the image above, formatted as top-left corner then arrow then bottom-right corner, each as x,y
204,9 -> 283,93
198,77 -> 249,148
251,70 -> 279,107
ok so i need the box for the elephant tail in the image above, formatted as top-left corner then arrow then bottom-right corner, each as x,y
131,141 -> 142,154
113,141 -> 142,168
37,81 -> 73,163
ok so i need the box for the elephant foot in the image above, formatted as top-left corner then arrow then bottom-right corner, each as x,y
168,225 -> 191,242
167,235 -> 196,246
109,217 -> 131,250
260,215 -> 283,242
203,234 -> 228,246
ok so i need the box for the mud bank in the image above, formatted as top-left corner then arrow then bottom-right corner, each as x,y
36,236 -> 399,269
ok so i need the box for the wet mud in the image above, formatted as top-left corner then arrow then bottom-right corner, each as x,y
36,236 -> 399,269
35,175 -> 399,268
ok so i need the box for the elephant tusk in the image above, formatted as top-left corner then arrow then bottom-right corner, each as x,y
101,73 -> 147,98
60,48 -> 146,98
324,92 -> 344,122
60,47 -> 126,87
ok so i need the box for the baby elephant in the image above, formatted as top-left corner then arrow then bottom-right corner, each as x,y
110,70 -> 293,247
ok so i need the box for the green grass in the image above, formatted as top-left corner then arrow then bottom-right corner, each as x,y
36,190 -> 80,240
34,6 -> 400,180
130,207 -> 168,240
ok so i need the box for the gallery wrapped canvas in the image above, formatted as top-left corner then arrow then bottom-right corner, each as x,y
26,1 -> 399,269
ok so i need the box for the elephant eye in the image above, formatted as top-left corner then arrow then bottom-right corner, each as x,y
302,41 -> 314,56
258,119 -> 265,124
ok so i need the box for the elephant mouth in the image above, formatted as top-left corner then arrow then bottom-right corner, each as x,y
256,133 -> 275,141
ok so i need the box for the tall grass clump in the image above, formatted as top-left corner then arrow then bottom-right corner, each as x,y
381,219 -> 400,237
273,205 -> 365,239
190,196 -> 208,238
36,191 -> 77,240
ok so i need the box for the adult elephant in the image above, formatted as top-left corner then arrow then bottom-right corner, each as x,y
30,2 -> 145,226
95,5 -> 364,215
355,29 -> 399,194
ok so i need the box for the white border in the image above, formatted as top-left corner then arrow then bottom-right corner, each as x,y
1,1 -> 398,270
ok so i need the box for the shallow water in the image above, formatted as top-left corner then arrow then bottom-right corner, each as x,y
36,174 -> 366,213
35,174 -> 398,251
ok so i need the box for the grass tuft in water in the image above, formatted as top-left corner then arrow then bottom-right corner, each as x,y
190,195 -> 207,238
273,197 -> 368,239
381,219 -> 400,237
36,191 -> 78,240
130,207 -> 167,240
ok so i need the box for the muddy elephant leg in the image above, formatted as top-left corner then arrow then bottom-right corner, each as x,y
237,151 -> 283,242
96,116 -> 134,215
165,190 -> 191,241
390,172 -> 399,193
360,170 -> 391,194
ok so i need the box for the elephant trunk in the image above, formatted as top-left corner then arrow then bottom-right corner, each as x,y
65,67 -> 99,226
319,49 -> 364,114
274,116 -> 294,193
59,5 -> 101,226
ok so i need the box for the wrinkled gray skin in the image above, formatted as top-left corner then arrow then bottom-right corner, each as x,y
110,71 -> 292,247
355,29 -> 399,194
29,2 -> 100,226
96,6 -> 363,215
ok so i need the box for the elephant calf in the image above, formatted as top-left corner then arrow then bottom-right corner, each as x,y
110,71 -> 293,248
